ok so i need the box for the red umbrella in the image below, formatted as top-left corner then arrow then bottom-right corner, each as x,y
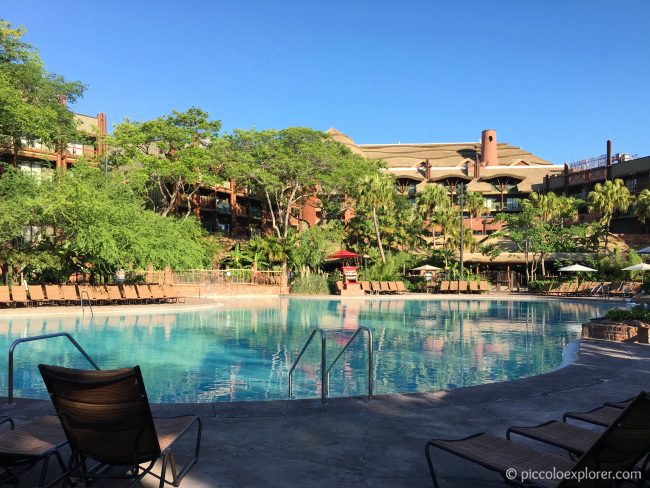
327,250 -> 360,260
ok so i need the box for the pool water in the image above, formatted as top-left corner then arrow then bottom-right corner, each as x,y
0,298 -> 615,403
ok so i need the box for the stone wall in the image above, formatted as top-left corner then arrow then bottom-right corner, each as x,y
582,318 -> 649,344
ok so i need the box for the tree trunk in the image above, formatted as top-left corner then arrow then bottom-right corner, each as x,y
372,206 -> 386,263
604,216 -> 611,253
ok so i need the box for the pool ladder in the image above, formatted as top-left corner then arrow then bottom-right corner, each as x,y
6,333 -> 100,405
288,326 -> 373,404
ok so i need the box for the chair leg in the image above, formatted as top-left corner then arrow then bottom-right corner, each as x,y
425,441 -> 441,488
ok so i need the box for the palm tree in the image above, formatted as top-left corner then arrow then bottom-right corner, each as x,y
434,206 -> 457,250
465,191 -> 486,235
416,184 -> 449,247
634,189 -> 650,227
587,179 -> 633,251
356,173 -> 395,263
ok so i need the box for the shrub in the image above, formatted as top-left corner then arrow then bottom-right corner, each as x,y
606,306 -> 650,323
290,267 -> 329,295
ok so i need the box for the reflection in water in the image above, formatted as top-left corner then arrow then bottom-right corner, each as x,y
0,298 -> 615,403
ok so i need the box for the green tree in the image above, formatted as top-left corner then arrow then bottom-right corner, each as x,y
416,183 -> 449,246
465,191 -> 486,234
587,179 -> 633,251
354,173 -> 396,263
634,189 -> 650,226
110,107 -> 225,216
0,20 -> 86,166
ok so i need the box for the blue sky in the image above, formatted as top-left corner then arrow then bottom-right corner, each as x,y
4,0 -> 650,163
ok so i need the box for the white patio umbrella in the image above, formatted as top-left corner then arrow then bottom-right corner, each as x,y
621,263 -> 650,271
557,264 -> 597,272
410,264 -> 443,271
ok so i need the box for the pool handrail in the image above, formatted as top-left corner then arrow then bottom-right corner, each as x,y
288,326 -> 373,404
7,332 -> 100,405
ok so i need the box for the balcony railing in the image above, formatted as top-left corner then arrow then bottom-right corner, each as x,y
172,269 -> 282,286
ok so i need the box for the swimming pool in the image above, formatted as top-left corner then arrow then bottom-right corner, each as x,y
0,298 -> 615,403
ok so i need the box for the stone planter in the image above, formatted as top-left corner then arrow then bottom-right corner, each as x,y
582,318 -> 649,344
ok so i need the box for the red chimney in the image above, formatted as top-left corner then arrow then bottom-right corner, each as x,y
480,129 -> 498,166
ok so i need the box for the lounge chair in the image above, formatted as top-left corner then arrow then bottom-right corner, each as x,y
106,285 -> 126,304
0,286 -> 12,307
335,281 -> 344,295
458,281 -> 468,293
28,285 -> 47,306
60,285 -> 79,305
44,285 -> 65,305
0,415 -> 68,487
38,364 -> 202,488
425,391 -> 650,487
10,286 -> 30,307
359,281 -> 371,294
370,282 -> 382,294
395,281 -> 408,294
449,281 -> 459,293
387,282 -> 399,294
149,284 -> 167,303
379,281 -> 392,294
162,285 -> 186,304
122,284 -> 141,304
563,404 -> 626,427
469,281 -> 479,293
439,281 -> 449,293
479,281 -> 490,293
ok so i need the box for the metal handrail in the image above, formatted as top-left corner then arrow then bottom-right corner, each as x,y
288,327 -> 373,404
80,290 -> 94,316
7,333 -> 100,405
326,326 -> 373,402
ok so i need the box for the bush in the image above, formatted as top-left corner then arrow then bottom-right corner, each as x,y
290,267 -> 329,295
606,306 -> 650,323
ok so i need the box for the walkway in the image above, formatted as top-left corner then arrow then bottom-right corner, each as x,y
1,339 -> 648,487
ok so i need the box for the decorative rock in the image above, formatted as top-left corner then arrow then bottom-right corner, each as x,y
582,318 -> 649,344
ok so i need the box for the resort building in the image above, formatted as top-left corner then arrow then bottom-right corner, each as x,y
536,150 -> 650,235
323,128 -> 564,235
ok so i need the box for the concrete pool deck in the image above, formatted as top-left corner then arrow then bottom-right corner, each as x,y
1,339 -> 648,487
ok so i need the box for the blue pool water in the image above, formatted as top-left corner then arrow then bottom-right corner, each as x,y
0,298 -> 615,403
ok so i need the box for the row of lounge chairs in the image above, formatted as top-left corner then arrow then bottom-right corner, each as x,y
437,280 -> 490,293
538,281 -> 643,298
0,364 -> 201,487
0,284 -> 185,307
426,392 -> 649,487
335,281 -> 409,295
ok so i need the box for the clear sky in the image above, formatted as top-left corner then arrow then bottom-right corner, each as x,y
4,0 -> 650,164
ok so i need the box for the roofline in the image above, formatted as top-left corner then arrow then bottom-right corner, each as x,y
360,142 -> 479,147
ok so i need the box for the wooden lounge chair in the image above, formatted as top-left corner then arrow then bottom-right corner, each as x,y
370,282 -> 382,295
105,285 -> 126,304
469,281 -> 479,293
122,284 -> 141,304
395,281 -> 408,294
479,281 -> 490,293
0,415 -> 68,487
60,285 -> 79,305
458,281 -> 468,293
10,286 -> 30,307
44,285 -> 65,305
379,281 -> 392,294
162,285 -> 186,304
335,281 -> 343,295
387,282 -> 399,294
27,285 -> 47,306
149,284 -> 167,303
439,281 -> 449,293
38,364 -> 202,488
0,286 -> 11,308
449,281 -> 459,293
135,284 -> 156,303
425,392 -> 650,488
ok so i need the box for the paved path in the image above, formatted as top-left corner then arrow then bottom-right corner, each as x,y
1,339 -> 649,487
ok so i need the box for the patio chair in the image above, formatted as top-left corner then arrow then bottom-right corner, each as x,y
136,284 -> 157,304
122,284 -> 141,304
395,281 -> 408,294
458,281 -> 468,293
60,285 -> 79,305
0,286 -> 12,307
469,281 -> 479,293
162,285 -> 186,304
387,282 -> 399,294
38,364 -> 202,488
10,286 -> 30,307
439,281 -> 449,293
44,285 -> 65,305
379,281 -> 392,294
425,391 -> 650,487
28,285 -> 47,306
449,281 -> 459,293
335,281 -> 344,295
479,281 -> 490,293
370,282 -> 382,294
0,415 -> 68,487
106,285 -> 126,304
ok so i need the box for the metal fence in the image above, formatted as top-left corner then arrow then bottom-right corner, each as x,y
171,269 -> 282,286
